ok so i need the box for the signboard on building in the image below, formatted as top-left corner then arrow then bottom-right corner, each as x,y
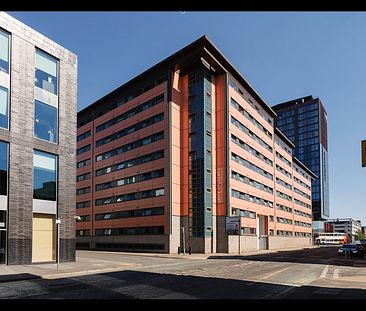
217,168 -> 223,203
226,216 -> 241,235
362,140 -> 366,167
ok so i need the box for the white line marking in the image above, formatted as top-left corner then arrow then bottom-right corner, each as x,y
320,264 -> 329,278
333,268 -> 339,279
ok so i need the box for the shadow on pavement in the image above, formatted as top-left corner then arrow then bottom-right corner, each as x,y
0,273 -> 41,283
208,247 -> 366,267
1,269 -> 365,299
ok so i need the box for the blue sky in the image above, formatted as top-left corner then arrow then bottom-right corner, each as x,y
7,12 -> 366,224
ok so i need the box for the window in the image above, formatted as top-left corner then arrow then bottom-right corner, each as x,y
96,132 -> 164,162
77,187 -> 91,195
231,134 -> 273,167
33,150 -> 57,201
95,226 -> 164,236
35,49 -> 58,95
0,29 -> 9,74
76,229 -> 90,237
34,100 -> 57,143
95,169 -> 164,191
79,215 -> 90,222
188,114 -> 195,132
231,116 -> 272,152
242,227 -> 256,235
95,207 -> 164,221
188,151 -> 196,170
96,188 -> 165,206
95,94 -> 164,133
155,188 -> 164,196
231,188 -> 273,208
77,158 -> 91,168
76,201 -> 90,209
232,170 -> 273,194
95,151 -> 163,177
231,153 -> 273,180
189,133 -> 196,149
231,98 -> 272,139
0,86 -> 9,129
77,144 -> 91,155
77,172 -> 91,182
77,130 -> 91,142
0,141 -> 8,196
95,113 -> 164,147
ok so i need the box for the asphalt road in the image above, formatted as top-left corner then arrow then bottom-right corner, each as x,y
1,246 -> 366,299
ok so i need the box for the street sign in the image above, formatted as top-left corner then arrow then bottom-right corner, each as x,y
362,140 -> 366,167
226,216 -> 240,235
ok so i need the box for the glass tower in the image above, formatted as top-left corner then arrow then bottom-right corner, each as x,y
272,96 -> 329,223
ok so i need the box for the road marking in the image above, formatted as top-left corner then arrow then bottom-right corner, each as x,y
333,268 -> 339,279
320,264 -> 329,278
261,266 -> 293,280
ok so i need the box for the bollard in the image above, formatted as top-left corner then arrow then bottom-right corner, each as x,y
189,246 -> 192,255
178,246 -> 181,254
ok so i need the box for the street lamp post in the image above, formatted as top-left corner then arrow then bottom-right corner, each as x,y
56,217 -> 62,270
238,217 -> 241,255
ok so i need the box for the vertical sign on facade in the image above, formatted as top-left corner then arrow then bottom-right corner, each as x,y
217,167 -> 222,203
362,140 -> 366,167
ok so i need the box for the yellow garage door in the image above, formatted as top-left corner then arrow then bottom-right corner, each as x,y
32,214 -> 55,263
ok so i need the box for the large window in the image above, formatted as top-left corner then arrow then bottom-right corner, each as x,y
0,141 -> 8,196
0,29 -> 9,74
0,86 -> 8,130
35,49 -> 58,95
34,100 -> 57,143
33,150 -> 57,201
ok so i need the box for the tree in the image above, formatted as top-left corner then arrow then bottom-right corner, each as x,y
355,230 -> 366,241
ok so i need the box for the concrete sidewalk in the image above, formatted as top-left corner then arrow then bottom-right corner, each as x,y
0,258 -> 139,282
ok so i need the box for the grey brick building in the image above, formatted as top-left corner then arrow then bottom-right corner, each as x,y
0,12 -> 77,265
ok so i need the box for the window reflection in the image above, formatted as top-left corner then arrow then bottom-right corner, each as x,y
34,100 -> 57,143
33,150 -> 57,201
35,49 -> 58,95
0,30 -> 9,74
0,141 -> 8,196
0,86 -> 8,129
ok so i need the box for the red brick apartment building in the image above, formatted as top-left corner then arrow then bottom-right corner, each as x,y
76,36 -> 316,254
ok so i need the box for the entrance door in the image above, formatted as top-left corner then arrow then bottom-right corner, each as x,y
0,230 -> 6,264
32,214 -> 55,263
258,215 -> 268,250
259,235 -> 268,250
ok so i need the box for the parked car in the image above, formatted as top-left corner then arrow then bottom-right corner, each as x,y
338,244 -> 364,258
